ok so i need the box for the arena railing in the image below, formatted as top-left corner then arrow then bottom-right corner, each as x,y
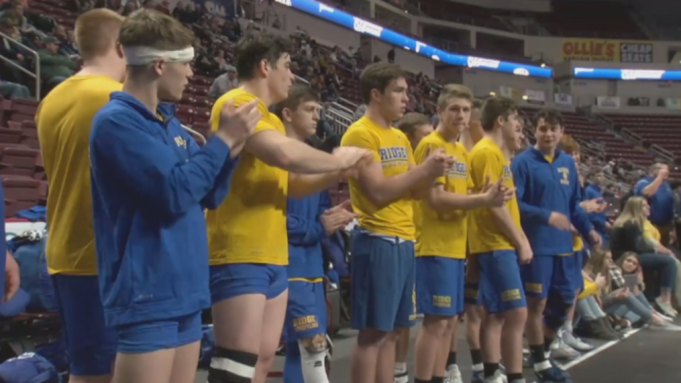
337,97 -> 358,111
331,101 -> 354,117
326,108 -> 353,136
0,31 -> 40,100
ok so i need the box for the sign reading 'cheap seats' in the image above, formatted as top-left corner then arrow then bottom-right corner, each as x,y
562,39 -> 619,62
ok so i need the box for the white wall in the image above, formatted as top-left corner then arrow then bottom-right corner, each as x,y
463,69 -> 553,105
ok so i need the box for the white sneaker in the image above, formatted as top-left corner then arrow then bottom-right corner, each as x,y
561,329 -> 594,352
550,337 -> 581,359
658,313 -> 674,322
483,369 -> 505,383
444,364 -> 464,383
394,368 -> 408,383
650,323 -> 681,332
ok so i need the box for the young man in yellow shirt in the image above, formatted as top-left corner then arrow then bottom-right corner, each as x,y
393,112 -> 434,383
468,97 -> 530,383
206,32 -> 370,383
412,85 -> 510,383
341,62 -> 453,383
35,9 -> 125,383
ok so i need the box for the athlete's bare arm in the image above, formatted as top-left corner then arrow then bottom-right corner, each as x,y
429,177 -> 508,211
356,159 -> 433,208
489,206 -> 529,250
245,130 -> 345,174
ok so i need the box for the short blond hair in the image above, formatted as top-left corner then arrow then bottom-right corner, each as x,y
397,113 -> 430,137
437,84 -> 474,110
118,9 -> 194,50
75,9 -> 125,61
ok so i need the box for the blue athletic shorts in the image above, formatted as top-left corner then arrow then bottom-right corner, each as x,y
209,263 -> 288,303
477,250 -> 527,314
284,280 -> 327,342
51,274 -> 117,375
116,311 -> 202,353
520,255 -> 578,304
416,256 -> 465,316
350,230 -> 416,332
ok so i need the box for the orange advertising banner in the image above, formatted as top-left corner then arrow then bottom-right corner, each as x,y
561,39 -> 619,62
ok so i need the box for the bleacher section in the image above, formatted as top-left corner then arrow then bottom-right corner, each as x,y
606,114 -> 681,158
520,108 -> 653,166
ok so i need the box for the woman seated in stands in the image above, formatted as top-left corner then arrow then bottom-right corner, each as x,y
598,250 -> 680,331
574,260 -> 619,340
610,196 -> 678,317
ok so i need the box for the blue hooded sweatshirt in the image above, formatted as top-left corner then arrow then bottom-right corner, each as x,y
89,92 -> 237,327
584,183 -> 608,241
286,190 -> 331,279
511,146 -> 593,256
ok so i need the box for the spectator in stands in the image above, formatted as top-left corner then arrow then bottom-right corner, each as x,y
352,103 -> 366,122
602,251 -> 680,330
573,268 -> 619,340
53,25 -> 78,56
121,0 -> 137,16
585,169 -> 611,248
0,1 -> 41,37
0,16 -> 30,83
209,65 -> 238,98
610,197 -> 678,317
0,78 -> 30,98
387,47 -> 395,63
38,36 -> 76,90
172,2 -> 200,24
635,161 -> 676,247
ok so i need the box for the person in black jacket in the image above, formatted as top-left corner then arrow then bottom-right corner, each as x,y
610,196 -> 678,317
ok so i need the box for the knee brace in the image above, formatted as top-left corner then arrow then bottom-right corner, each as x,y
208,347 -> 258,383
297,334 -> 330,383
544,297 -> 573,330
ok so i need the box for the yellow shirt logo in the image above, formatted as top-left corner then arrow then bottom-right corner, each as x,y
447,161 -> 468,179
174,136 -> 187,149
558,167 -> 570,186
379,146 -> 409,168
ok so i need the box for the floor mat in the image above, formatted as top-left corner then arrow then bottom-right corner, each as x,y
568,329 -> 681,383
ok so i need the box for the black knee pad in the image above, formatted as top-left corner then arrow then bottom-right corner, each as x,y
207,347 -> 258,383
544,296 -> 572,330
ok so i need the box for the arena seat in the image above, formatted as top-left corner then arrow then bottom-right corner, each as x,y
2,177 -> 41,217
605,113 -> 681,157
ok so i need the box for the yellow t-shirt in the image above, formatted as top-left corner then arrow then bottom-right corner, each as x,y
206,88 -> 289,265
468,137 -> 521,253
643,219 -> 661,242
36,75 -> 122,275
341,116 -> 415,239
413,200 -> 422,253
414,131 -> 472,259
573,235 -> 584,252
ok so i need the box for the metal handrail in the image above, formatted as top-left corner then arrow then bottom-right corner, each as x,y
0,31 -> 40,100
330,101 -> 353,117
294,74 -> 310,85
337,97 -> 358,111
182,124 -> 206,145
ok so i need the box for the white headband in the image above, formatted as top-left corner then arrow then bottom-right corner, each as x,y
123,46 -> 195,66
